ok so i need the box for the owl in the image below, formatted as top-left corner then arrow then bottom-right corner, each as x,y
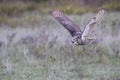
50,9 -> 105,45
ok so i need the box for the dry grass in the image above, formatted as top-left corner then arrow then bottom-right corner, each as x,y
0,11 -> 120,80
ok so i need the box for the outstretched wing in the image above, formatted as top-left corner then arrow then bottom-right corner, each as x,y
50,10 -> 82,36
81,9 -> 106,41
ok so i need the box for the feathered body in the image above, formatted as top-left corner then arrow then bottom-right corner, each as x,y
50,9 -> 105,45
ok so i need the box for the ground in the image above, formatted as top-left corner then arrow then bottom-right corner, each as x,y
0,11 -> 120,80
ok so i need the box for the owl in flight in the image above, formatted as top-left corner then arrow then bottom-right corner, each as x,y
50,9 -> 105,45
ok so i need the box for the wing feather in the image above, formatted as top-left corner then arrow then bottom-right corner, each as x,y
50,10 -> 82,36
81,9 -> 106,41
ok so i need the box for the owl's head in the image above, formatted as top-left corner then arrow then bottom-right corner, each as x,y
71,36 -> 83,45
71,35 -> 91,45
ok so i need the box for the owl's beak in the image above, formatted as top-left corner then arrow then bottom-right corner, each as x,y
74,42 -> 78,45
72,41 -> 79,46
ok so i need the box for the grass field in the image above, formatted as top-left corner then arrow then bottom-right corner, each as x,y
0,11 -> 120,80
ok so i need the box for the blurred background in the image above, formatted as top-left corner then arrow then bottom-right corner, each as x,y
0,0 -> 120,80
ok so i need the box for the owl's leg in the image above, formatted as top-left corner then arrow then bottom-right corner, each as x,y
88,36 -> 97,40
82,36 -> 96,41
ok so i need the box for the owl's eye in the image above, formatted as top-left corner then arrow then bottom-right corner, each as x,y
93,17 -> 96,20
77,36 -> 80,38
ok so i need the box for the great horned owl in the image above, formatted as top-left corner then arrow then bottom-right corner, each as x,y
50,9 -> 105,45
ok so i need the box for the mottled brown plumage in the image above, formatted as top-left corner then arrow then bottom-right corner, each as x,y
50,9 -> 105,45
